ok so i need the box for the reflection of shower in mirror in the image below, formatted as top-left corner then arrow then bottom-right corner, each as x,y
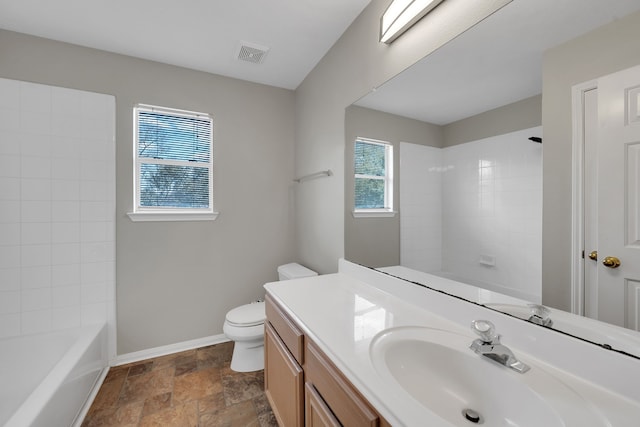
400,126 -> 542,303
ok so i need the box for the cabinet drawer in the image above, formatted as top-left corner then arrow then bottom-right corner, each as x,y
305,341 -> 379,427
266,294 -> 304,364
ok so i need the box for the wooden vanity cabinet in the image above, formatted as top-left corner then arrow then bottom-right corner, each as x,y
265,294 -> 390,427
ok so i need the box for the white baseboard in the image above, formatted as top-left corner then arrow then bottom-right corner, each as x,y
113,333 -> 230,366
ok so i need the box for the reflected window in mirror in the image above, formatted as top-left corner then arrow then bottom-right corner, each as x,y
353,138 -> 395,218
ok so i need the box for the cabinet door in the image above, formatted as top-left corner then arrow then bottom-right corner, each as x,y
265,322 -> 304,427
305,341 -> 378,427
305,383 -> 341,427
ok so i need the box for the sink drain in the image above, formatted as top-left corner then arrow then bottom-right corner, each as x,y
462,408 -> 481,424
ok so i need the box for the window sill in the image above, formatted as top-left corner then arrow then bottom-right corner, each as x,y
127,211 -> 220,222
352,210 -> 396,218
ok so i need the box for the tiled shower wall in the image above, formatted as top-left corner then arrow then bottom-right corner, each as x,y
399,143 -> 443,272
400,127 -> 542,302
0,78 -> 115,343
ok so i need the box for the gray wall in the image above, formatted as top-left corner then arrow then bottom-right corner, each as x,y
443,94 -> 542,147
295,0 -> 512,274
541,10 -> 640,311
344,105 -> 443,267
0,30 -> 296,354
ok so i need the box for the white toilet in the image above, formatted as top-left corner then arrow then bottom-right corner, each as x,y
223,263 -> 317,372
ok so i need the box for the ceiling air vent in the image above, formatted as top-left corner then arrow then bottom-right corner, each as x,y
236,41 -> 270,64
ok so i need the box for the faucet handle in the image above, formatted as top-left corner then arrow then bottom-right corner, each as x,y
527,304 -> 553,327
471,319 -> 498,343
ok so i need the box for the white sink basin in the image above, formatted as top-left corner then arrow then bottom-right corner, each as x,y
369,327 -> 606,426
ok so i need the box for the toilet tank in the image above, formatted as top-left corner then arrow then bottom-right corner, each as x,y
277,263 -> 317,280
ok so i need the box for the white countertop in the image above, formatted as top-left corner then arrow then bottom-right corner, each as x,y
264,260 -> 640,427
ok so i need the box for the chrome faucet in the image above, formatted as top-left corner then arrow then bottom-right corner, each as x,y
470,320 -> 530,373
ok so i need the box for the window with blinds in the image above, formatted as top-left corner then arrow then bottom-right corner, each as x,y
354,138 -> 393,213
132,104 -> 215,219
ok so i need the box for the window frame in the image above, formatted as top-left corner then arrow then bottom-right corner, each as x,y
127,103 -> 218,222
353,137 -> 395,218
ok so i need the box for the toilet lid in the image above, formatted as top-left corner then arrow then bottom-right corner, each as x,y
226,301 -> 265,327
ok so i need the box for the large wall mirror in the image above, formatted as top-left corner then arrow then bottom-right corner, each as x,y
345,0 -> 640,358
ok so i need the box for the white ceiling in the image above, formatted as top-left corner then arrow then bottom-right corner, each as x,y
0,0 -> 371,90
355,0 -> 640,125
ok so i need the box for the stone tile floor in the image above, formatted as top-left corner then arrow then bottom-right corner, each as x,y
81,341 -> 278,426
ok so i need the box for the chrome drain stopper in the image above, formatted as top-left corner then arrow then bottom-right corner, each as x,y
462,409 -> 481,423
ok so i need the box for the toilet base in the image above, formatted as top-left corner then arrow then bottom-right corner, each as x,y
230,339 -> 264,372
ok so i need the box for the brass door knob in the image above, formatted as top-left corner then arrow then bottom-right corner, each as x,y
588,251 -> 598,261
602,256 -> 621,268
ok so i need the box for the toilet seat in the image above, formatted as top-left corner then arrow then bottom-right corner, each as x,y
225,301 -> 265,327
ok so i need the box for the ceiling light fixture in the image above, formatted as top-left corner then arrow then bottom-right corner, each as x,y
380,0 -> 446,44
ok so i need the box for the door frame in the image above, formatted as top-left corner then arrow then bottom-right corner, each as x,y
570,79 -> 598,316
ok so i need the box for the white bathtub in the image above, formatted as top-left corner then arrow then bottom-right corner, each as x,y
0,324 -> 108,427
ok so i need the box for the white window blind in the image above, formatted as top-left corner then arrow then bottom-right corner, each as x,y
354,138 -> 393,215
131,104 -> 216,221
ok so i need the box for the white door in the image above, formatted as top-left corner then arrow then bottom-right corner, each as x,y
596,64 -> 640,330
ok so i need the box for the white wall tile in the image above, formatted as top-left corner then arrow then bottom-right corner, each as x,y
80,160 -> 107,182
1,79 -> 115,341
52,285 -> 81,308
82,302 -> 106,325
0,290 -> 20,314
52,201 -> 80,222
80,180 -> 107,201
81,242 -> 107,263
21,201 -> 51,223
0,268 -> 20,291
0,78 -> 20,108
51,115 -> 82,138
52,180 -> 80,201
52,306 -> 81,330
21,222 -> 51,245
21,244 -> 51,267
51,157 -> 80,180
21,309 -> 52,335
0,246 -> 20,269
20,82 -> 51,113
51,243 -> 80,265
81,201 -> 107,222
0,130 -> 21,156
52,86 -> 81,117
50,135 -> 80,159
0,222 -> 20,246
20,132 -> 51,157
0,201 -> 20,223
52,222 -> 80,243
81,262 -> 106,285
82,283 -> 107,304
0,155 -> 20,177
80,139 -> 107,161
81,222 -> 106,242
0,177 -> 20,200
0,313 -> 20,338
51,264 -> 81,287
21,112 -> 51,135
22,287 -> 51,311
401,128 -> 542,302
0,108 -> 20,132
21,266 -> 51,289
21,178 -> 51,201
21,156 -> 51,179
